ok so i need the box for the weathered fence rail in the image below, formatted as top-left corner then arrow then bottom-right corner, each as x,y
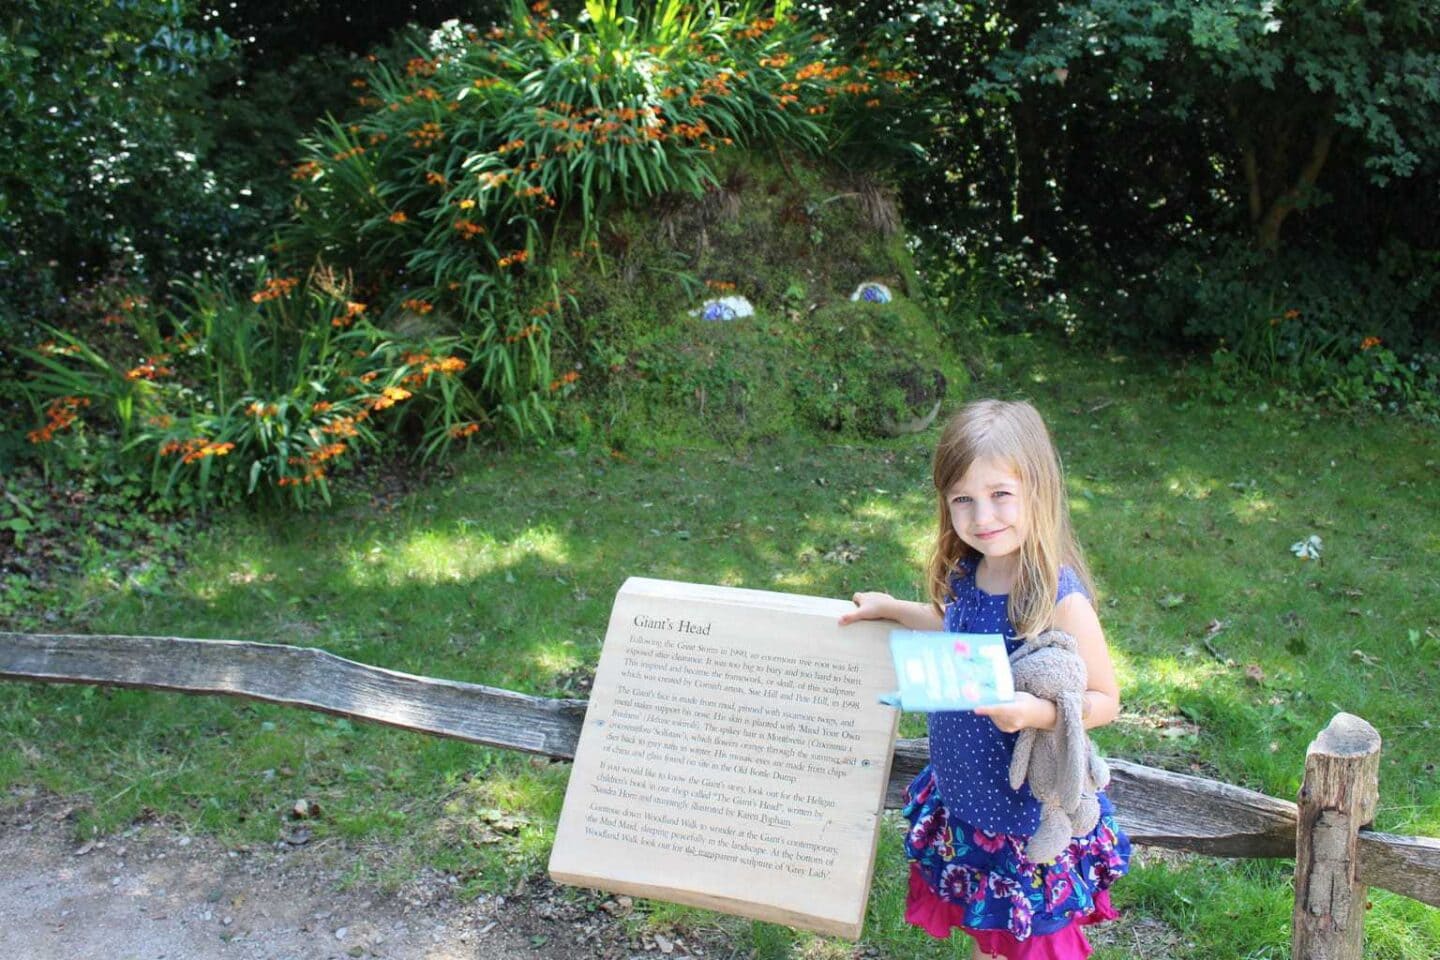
3,632 -> 1438,958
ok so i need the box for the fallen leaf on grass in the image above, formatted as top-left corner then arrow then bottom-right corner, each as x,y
1157,592 -> 1186,609
1244,663 -> 1265,685
1351,649 -> 1380,667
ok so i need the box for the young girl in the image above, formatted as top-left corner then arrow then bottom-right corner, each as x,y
840,398 -> 1130,960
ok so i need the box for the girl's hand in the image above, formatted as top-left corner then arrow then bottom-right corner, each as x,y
838,591 -> 894,625
974,692 -> 1055,733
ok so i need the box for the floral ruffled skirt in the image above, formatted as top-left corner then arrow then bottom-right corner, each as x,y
902,766 -> 1131,959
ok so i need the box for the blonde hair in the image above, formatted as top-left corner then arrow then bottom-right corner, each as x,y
925,399 -> 1095,637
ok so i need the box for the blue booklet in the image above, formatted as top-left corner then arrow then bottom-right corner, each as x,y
879,630 -> 1014,712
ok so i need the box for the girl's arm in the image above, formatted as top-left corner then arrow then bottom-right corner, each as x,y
838,591 -> 943,631
1057,592 -> 1121,730
975,593 -> 1121,732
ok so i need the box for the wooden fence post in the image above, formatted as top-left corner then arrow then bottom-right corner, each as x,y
1292,712 -> 1381,960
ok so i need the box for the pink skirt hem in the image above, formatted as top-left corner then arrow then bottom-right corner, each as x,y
905,864 -> 1119,960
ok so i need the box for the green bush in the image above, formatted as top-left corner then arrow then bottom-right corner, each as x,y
1136,238 -> 1440,415
18,272 -> 483,509
0,0 -> 238,322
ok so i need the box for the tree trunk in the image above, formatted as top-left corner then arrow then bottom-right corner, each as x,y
1253,121 -> 1334,253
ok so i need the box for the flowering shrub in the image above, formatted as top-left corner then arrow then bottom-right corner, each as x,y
12,1 -> 922,506
20,272 -> 480,508
277,0 -> 915,426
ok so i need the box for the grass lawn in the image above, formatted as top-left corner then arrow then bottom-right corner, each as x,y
3,336 -> 1437,958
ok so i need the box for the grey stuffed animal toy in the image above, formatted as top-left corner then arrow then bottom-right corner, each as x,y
1007,629 -> 1111,863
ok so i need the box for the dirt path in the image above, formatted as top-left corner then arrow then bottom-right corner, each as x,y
0,799 -> 731,960
1,797 -> 1176,960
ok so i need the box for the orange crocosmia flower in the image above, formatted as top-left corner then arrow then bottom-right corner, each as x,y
453,218 -> 485,239
322,417 -> 360,438
548,370 -> 580,392
388,211 -> 408,224
449,422 -> 481,438
1360,336 -> 1382,350
408,122 -> 445,149
312,401 -> 333,413
359,371 -> 380,383
308,442 -> 348,463
333,300 -> 367,328
126,357 -> 175,381
366,386 -> 412,412
252,277 -> 299,303
26,396 -> 91,443
166,438 -> 236,464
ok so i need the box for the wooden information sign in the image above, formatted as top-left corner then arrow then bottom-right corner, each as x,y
549,577 -> 899,939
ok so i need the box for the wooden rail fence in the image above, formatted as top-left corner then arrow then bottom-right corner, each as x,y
2,632 -> 1437,959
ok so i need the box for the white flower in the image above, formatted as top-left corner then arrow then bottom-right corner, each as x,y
1290,535 -> 1322,561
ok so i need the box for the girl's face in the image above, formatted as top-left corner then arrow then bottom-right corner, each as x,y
946,456 -> 1027,562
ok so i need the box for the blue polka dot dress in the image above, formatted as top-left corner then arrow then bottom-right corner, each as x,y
901,558 -> 1131,957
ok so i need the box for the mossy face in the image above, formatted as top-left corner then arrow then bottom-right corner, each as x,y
789,299 -> 959,437
547,154 -> 963,450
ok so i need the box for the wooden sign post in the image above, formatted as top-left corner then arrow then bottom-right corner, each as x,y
549,577 -> 899,938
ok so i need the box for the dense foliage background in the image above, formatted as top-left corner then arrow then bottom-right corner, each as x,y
3,0 -> 1437,496
817,1 -> 1439,370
